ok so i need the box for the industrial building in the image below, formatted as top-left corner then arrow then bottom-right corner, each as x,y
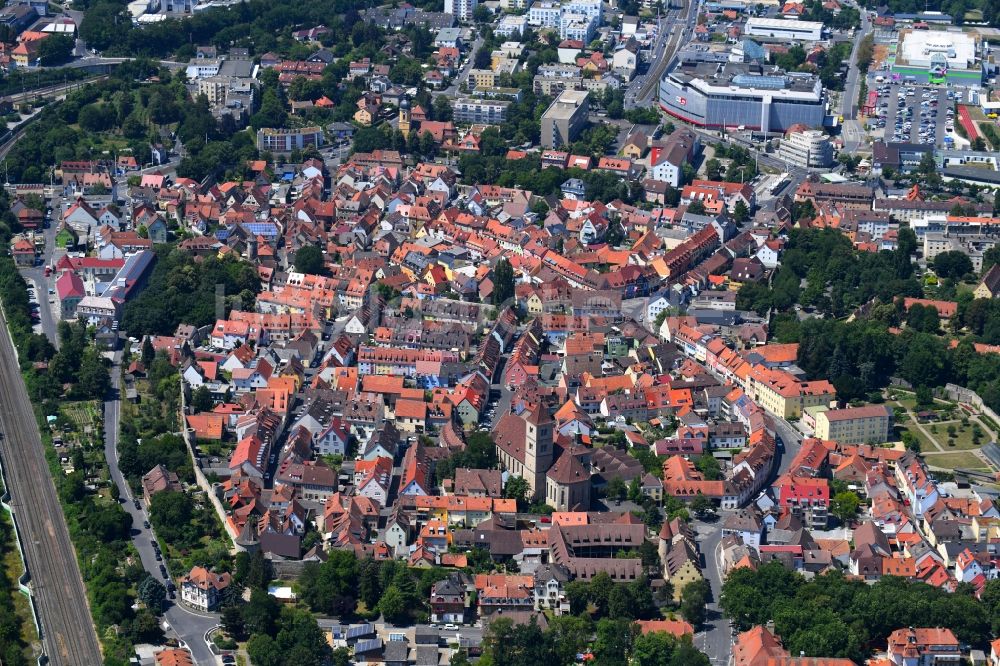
893,29 -> 981,85
745,17 -> 823,42
541,89 -> 590,148
658,61 -> 825,133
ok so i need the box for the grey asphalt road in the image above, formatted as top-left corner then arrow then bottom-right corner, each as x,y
102,364 -> 220,664
433,33 -> 484,98
839,12 -> 871,153
693,517 -> 733,665
771,416 -> 804,479
690,411 -> 802,666
0,303 -> 102,664
635,0 -> 700,105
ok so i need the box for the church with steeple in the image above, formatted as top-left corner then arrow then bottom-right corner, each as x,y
398,96 -> 412,139
493,403 -> 592,510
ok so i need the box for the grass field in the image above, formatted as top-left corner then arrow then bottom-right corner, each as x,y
923,451 -> 990,471
0,480 -> 40,662
901,425 -> 936,452
937,427 -> 984,450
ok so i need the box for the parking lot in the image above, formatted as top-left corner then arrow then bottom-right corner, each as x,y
868,81 -> 959,148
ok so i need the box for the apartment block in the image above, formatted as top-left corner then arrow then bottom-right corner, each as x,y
746,366 -> 836,419
256,126 -> 324,153
814,405 -> 892,445
452,97 -> 511,124
540,89 -> 589,149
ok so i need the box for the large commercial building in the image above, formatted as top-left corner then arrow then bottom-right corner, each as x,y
778,128 -> 834,168
541,89 -> 589,148
745,17 -> 823,41
659,61 -> 825,133
893,29 -> 981,85
813,405 -> 892,445
256,126 -> 324,153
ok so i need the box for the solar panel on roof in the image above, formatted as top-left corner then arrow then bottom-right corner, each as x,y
245,223 -> 279,235
354,638 -> 383,653
347,623 -> 375,639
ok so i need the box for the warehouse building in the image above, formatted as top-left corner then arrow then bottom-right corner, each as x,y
745,17 -> 823,42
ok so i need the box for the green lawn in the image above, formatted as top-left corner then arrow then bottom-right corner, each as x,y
922,451 -> 989,471
936,424 -> 986,450
902,425 -> 937,452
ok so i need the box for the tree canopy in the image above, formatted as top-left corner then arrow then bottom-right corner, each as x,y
721,562 -> 993,661
122,246 -> 260,336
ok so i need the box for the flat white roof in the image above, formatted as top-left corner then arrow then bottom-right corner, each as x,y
898,29 -> 978,69
746,17 -> 823,31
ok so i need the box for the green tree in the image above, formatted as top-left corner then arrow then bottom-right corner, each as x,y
221,605 -> 247,641
593,618 -> 634,666
251,87 -> 287,130
377,585 -> 407,624
243,589 -> 280,636
38,34 -> 74,66
933,251 -> 974,279
548,615 -> 592,665
191,385 -> 214,413
733,199 -> 750,224
606,476 -> 627,501
695,454 -> 721,480
981,246 -> 1000,274
493,257 -> 515,305
704,158 -> 722,181
503,476 -> 531,509
632,630 -> 677,666
830,491 -> 860,524
690,493 -> 716,519
247,634 -> 282,666
141,335 -> 155,365
294,245 -> 325,275
137,575 -> 166,612
680,580 -> 710,627
433,94 -> 453,122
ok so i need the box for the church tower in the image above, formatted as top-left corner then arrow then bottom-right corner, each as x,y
523,404 -> 554,501
398,96 -> 412,139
